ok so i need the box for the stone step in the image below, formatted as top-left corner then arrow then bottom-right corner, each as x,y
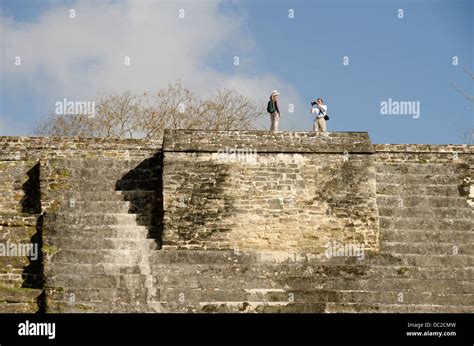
378,206 -> 472,219
47,273 -> 153,289
376,184 -> 461,197
118,167 -> 161,180
45,299 -> 153,313
148,301 -> 327,313
48,263 -> 145,275
45,212 -> 147,226
0,224 -> 37,239
44,178 -> 160,192
0,286 -> 42,304
47,219 -> 161,232
49,252 -> 373,270
64,167 -> 161,181
0,269 -> 43,282
0,302 -> 40,313
0,277 -> 41,290
151,273 -> 474,293
0,272 -> 24,284
0,258 -> 33,278
61,190 -> 159,202
51,249 -> 150,264
43,224 -> 159,239
44,236 -> 158,251
117,178 -> 161,191
148,301 -> 474,313
46,158 -> 145,170
63,200 -> 132,213
292,276 -> 473,294
0,203 -> 24,213
376,195 -> 470,208
45,299 -> 159,313
392,254 -> 474,267
47,286 -> 156,305
0,213 -> 39,226
324,302 -> 474,313
47,259 -> 473,281
0,192 -> 24,202
379,216 -> 472,231
49,156 -> 160,166
374,162 -> 469,175
148,262 -> 473,281
157,287 -> 473,306
149,249 -> 474,267
42,248 -> 458,269
47,216 -> 159,230
381,242 -> 474,255
380,229 -> 474,243
60,201 -> 157,214
375,173 -> 467,185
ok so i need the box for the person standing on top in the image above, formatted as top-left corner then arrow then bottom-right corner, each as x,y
311,98 -> 328,134
267,90 -> 281,131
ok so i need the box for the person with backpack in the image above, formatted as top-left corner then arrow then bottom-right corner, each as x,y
267,90 -> 281,131
310,98 -> 329,134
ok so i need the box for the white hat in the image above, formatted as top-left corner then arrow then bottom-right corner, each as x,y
271,90 -> 280,96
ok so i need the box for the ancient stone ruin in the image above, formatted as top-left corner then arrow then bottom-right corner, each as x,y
0,130 -> 472,312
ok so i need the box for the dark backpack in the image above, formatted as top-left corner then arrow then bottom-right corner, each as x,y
267,100 -> 276,113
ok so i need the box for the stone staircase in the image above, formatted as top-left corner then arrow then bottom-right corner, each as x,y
142,250 -> 473,313
133,157 -> 473,313
359,158 -> 473,313
0,213 -> 44,313
0,157 -> 44,313
39,153 -> 473,313
1,133 -> 468,314
41,156 -> 162,312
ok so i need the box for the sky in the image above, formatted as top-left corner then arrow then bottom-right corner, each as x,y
0,0 -> 472,144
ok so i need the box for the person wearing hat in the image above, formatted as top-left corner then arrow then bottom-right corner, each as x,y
310,98 -> 328,134
267,90 -> 281,131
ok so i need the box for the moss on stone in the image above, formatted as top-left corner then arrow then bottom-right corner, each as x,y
49,182 -> 72,190
48,200 -> 62,213
42,244 -> 59,256
75,304 -> 94,311
397,266 -> 409,275
55,169 -> 72,178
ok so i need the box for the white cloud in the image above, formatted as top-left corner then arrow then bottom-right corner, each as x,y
0,0 -> 305,134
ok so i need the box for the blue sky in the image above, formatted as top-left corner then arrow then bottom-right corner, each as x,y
0,0 -> 472,143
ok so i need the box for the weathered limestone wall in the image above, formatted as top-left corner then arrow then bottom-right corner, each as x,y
162,130 -> 380,252
0,133 -> 472,313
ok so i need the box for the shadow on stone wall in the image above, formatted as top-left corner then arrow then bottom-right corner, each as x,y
22,214 -> 46,313
20,162 -> 46,312
21,163 -> 41,214
115,151 -> 163,248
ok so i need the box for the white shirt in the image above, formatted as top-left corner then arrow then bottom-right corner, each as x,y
311,104 -> 327,119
